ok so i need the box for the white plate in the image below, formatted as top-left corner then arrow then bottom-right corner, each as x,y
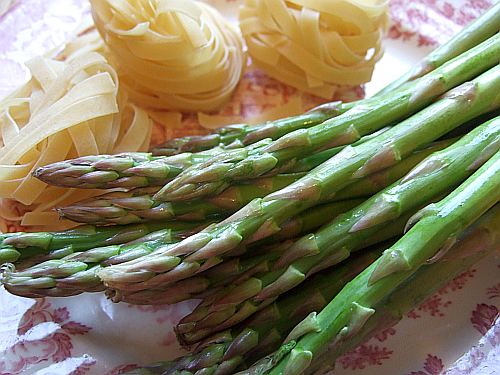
0,1 -> 499,374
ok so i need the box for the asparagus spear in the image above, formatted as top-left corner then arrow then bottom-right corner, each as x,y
174,118 -> 500,345
0,200 -> 361,300
376,1 -> 500,96
153,2 -> 500,158
32,135 -> 278,190
242,204 -> 500,375
33,117 -> 386,193
96,65 -> 500,295
155,35 -> 500,202
32,151 -> 215,189
58,137 -> 452,225
0,221 -> 194,265
57,174 -> 305,225
258,150 -> 500,375
280,127 -> 390,174
127,247 -> 385,375
151,102 -> 344,156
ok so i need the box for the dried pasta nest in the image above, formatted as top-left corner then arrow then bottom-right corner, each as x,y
91,0 -> 247,111
239,0 -> 389,98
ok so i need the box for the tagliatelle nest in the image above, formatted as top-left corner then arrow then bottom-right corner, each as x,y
90,0 -> 247,112
239,0 -> 389,98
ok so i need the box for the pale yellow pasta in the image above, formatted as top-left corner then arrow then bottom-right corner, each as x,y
239,0 -> 389,98
90,0 -> 246,112
0,49 -> 153,231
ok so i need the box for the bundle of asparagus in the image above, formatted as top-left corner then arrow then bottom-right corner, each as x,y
174,118 -> 500,345
0,4 -> 499,374
245,150 -> 500,375
128,205 -> 499,375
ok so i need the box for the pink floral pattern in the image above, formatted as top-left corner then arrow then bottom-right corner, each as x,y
127,301 -> 197,346
407,294 -> 452,318
18,300 -> 91,336
70,359 -> 97,375
0,299 -> 91,374
486,283 -> 500,300
388,0 -> 495,47
339,345 -> 393,370
408,269 -> 476,319
440,269 -> 477,293
374,327 -> 397,342
408,354 -> 445,375
470,304 -> 499,342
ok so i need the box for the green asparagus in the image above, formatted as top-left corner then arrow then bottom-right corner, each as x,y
258,150 -> 500,375
33,151 -> 215,189
155,35 -> 500,202
96,66 -> 500,295
242,205 -> 500,375
0,223 -> 211,298
114,199 -> 365,305
0,221 -> 196,265
174,118 -> 500,345
151,102 -> 344,156
33,122 -> 385,196
128,204 -> 498,375
58,174 -> 305,225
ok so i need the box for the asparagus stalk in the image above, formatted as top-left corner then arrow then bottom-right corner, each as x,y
32,121 -> 385,195
0,200 -> 361,300
126,247 -> 385,375
32,151 -> 215,189
151,102 -> 344,156
96,65 -> 500,295
57,174 -> 305,225
57,128 -> 397,225
58,137 -> 452,225
155,35 -> 500,202
0,221 -> 195,265
32,134 -> 278,190
376,1 -> 500,96
174,118 -> 500,345
259,150 -> 500,375
242,205 -> 500,375
281,127 -> 390,174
